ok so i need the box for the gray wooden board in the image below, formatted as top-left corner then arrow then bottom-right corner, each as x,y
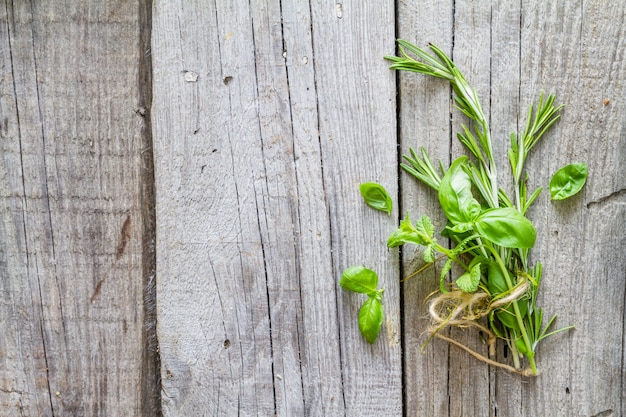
2,0 -> 625,416
152,0 -> 401,415
0,1 -> 156,416
397,1 -> 626,417
396,2 -> 455,416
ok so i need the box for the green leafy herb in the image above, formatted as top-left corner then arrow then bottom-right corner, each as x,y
360,182 -> 393,215
549,163 -> 588,200
456,263 -> 481,293
359,293 -> 384,344
340,266 -> 379,294
340,266 -> 385,343
387,214 -> 434,247
438,156 -> 478,224
474,208 -> 536,249
340,40 -> 582,376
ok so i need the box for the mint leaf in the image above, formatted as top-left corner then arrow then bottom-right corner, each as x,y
387,214 -> 434,247
456,263 -> 481,293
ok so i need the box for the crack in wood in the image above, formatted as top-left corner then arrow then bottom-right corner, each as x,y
586,188 -> 626,209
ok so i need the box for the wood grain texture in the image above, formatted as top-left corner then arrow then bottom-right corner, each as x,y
396,2 -> 454,416
3,1 -> 624,416
0,1 -> 156,416
518,2 -> 626,417
152,0 -> 401,415
397,1 -> 626,416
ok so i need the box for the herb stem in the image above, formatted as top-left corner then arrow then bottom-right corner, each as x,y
486,242 -> 537,374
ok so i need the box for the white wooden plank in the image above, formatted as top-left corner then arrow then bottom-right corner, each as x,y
280,1 -> 347,415
0,1 -> 153,416
488,2 -> 525,415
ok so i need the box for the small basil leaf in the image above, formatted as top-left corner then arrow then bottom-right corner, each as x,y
359,296 -> 384,344
456,263 -> 481,293
438,156 -> 475,224
497,299 -> 528,331
462,198 -> 482,221
549,163 -> 588,200
447,222 -> 473,234
340,266 -> 378,294
360,182 -> 393,215
515,336 -> 529,355
486,262 -> 508,296
387,214 -> 434,247
475,207 -> 536,248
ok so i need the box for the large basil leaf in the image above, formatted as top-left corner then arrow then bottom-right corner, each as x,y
474,207 -> 536,248
486,262 -> 509,296
496,300 -> 528,331
438,156 -> 478,224
486,262 -> 528,330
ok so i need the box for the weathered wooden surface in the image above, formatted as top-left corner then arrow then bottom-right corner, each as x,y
2,0 -> 625,416
398,1 -> 626,417
152,0 -> 401,415
0,1 -> 157,416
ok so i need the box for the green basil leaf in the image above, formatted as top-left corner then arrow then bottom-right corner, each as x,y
360,182 -> 392,215
438,156 -> 476,224
515,336 -> 529,355
359,296 -> 384,344
486,262 -> 508,296
496,299 -> 528,331
462,198 -> 482,220
549,163 -> 588,200
340,266 -> 378,294
456,263 -> 481,293
475,207 -> 536,248
387,214 -> 434,248
447,222 -> 473,234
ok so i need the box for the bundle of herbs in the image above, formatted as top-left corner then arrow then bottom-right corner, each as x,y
340,40 -> 588,376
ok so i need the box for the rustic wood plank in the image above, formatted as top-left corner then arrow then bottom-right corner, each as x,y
0,1 -> 155,416
396,2 -> 454,416
152,2 -> 274,414
309,1 -> 402,415
486,2 -> 528,416
280,2 -> 346,415
447,3 -> 493,416
152,0 -> 401,415
518,1 -> 626,417
398,1 -> 625,416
